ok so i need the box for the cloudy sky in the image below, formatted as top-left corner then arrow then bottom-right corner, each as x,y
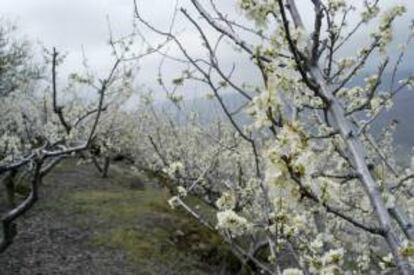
1,0 -> 414,95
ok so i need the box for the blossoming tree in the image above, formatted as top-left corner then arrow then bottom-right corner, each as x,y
133,0 -> 414,274
0,21 -> 146,252
0,19 -> 40,97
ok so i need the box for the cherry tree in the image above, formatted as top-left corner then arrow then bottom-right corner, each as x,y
133,0 -> 414,274
0,19 -> 40,97
0,20 -> 147,252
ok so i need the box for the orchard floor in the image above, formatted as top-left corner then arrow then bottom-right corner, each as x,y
0,160 -> 239,275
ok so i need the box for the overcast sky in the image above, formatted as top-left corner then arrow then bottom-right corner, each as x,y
1,0 -> 414,95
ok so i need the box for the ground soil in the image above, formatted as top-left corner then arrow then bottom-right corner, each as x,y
0,160 -> 239,275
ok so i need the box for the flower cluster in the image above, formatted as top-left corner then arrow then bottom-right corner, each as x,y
374,5 -> 406,51
216,191 -> 237,210
216,210 -> 251,237
163,161 -> 185,177
282,268 -> 303,275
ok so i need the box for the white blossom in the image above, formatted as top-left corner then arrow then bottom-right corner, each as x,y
216,192 -> 237,210
282,268 -> 303,275
216,210 -> 251,237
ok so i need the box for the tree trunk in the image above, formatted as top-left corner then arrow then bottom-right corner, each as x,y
102,156 -> 110,178
91,155 -> 103,173
3,170 -> 17,209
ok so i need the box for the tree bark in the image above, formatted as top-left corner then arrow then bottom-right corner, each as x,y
0,161 -> 42,253
102,156 -> 110,178
3,170 -> 17,209
309,66 -> 413,275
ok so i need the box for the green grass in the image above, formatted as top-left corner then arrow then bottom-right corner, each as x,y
62,176 -> 240,274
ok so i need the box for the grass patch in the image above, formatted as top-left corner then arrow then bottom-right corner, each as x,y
63,183 -> 240,274
68,188 -> 169,220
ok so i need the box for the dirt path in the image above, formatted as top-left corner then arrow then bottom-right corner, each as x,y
0,161 -> 239,275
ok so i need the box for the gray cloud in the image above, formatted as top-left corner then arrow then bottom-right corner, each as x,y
1,0 -> 414,95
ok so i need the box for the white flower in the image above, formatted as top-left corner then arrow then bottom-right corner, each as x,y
168,196 -> 180,209
176,186 -> 187,197
321,248 -> 345,266
373,5 -> 407,51
282,268 -> 303,275
163,161 -> 184,177
310,234 -> 324,251
216,210 -> 251,237
274,122 -> 307,157
361,5 -> 380,23
379,253 -> 393,270
320,265 -> 342,275
357,252 -> 371,271
216,192 -> 237,210
384,192 -> 396,209
327,0 -> 346,12
338,58 -> 355,69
